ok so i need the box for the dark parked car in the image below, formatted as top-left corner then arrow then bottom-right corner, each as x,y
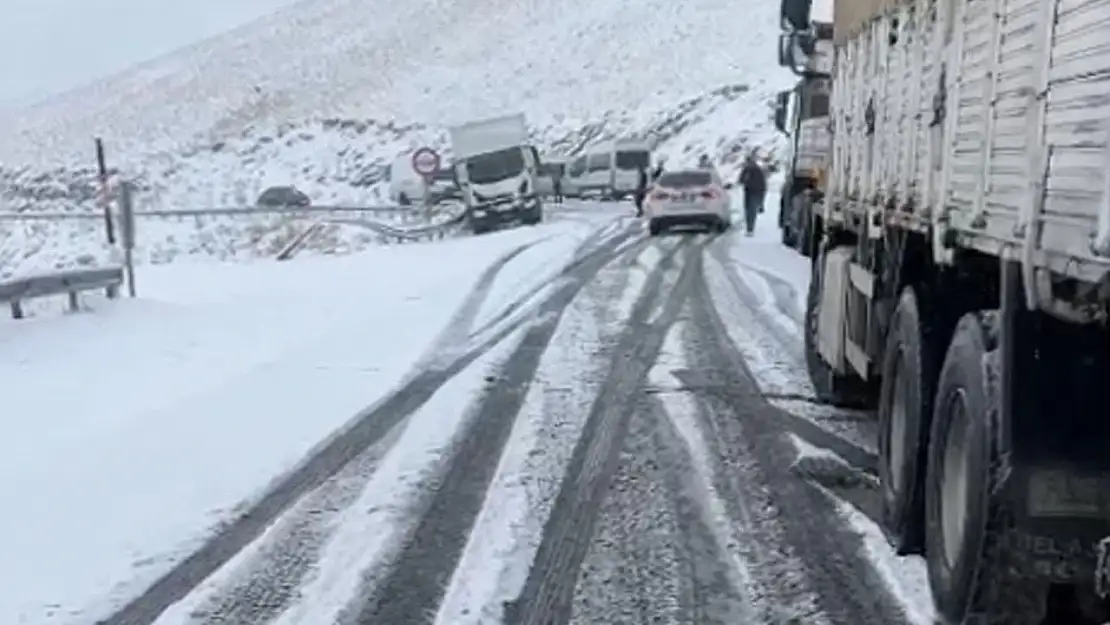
256,186 -> 311,207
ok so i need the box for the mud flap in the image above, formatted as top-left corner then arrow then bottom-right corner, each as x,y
816,247 -> 853,374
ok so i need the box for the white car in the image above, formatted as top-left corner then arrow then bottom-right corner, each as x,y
644,169 -> 731,235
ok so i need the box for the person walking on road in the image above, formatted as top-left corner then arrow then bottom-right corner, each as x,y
738,154 -> 767,236
634,164 -> 649,217
651,159 -> 665,182
552,166 -> 564,204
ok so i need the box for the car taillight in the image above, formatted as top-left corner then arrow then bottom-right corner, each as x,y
651,191 -> 671,201
700,188 -> 720,199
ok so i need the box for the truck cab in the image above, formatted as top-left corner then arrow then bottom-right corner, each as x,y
773,14 -> 832,257
449,113 -> 543,234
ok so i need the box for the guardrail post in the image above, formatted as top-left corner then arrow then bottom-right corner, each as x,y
10,300 -> 23,319
95,138 -> 117,245
67,290 -> 79,313
119,181 -> 137,297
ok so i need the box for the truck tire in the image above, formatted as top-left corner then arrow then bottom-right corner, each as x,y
924,312 -> 1046,624
878,286 -> 939,555
804,249 -> 877,408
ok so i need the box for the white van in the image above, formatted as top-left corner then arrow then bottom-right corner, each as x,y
563,140 -> 652,200
387,152 -> 459,205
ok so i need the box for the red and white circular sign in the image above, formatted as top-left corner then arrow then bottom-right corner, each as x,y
411,147 -> 441,176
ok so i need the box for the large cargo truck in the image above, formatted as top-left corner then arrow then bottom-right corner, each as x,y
448,113 -> 543,234
778,0 -> 1110,622
773,2 -> 833,255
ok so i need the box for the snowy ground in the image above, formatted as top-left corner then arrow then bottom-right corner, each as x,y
4,200 -> 942,625
0,209 -> 628,625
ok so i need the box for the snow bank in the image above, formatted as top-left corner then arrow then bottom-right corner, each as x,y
0,222 -> 578,625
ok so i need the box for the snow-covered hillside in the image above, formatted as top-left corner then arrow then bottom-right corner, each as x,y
0,0 -> 795,276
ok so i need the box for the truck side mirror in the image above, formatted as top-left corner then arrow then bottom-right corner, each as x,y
773,91 -> 790,134
796,31 -> 816,56
777,33 -> 794,68
780,0 -> 811,31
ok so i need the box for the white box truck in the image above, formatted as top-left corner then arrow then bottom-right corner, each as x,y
448,113 -> 543,234
777,0 -> 1110,622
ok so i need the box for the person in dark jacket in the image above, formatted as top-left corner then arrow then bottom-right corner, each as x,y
634,164 -> 649,217
737,155 -> 767,236
552,166 -> 564,204
651,160 -> 665,182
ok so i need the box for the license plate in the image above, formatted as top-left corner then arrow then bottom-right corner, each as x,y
667,201 -> 704,213
1027,469 -> 1110,518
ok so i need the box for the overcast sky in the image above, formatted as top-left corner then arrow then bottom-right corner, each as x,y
1,0 -> 300,108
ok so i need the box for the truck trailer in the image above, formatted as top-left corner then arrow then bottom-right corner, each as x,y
448,113 -> 543,234
778,0 -> 1110,622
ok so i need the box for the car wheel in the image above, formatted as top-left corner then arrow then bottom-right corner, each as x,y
648,219 -> 663,236
398,193 -> 411,206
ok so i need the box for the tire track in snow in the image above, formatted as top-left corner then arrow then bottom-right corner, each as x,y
680,267 -> 913,625
649,396 -> 758,624
704,241 -> 879,471
185,424 -> 406,625
503,233 -> 714,625
467,216 -> 638,340
100,221 -> 639,625
566,396 -> 689,625
350,233 -> 680,625
565,391 -> 753,625
429,237 -> 553,355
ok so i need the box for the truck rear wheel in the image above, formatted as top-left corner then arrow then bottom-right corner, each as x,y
804,249 -> 877,408
924,312 -> 1046,624
878,286 -> 938,555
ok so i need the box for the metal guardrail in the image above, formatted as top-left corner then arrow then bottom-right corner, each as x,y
276,208 -> 470,260
0,203 -> 417,221
0,200 -> 470,300
0,267 -> 123,319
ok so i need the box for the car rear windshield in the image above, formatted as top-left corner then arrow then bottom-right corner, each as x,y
657,171 -> 712,188
615,150 -> 650,170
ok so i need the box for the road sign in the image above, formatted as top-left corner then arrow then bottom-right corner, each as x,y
411,147 -> 440,176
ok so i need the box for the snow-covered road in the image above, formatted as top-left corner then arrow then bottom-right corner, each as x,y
4,201 -> 935,625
